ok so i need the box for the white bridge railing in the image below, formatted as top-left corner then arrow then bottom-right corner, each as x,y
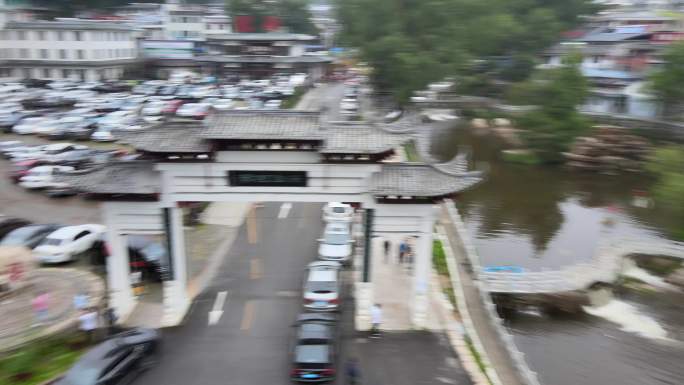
469,228 -> 684,294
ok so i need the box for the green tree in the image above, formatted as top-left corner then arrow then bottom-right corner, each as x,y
646,145 -> 684,240
336,0 -> 597,105
518,54 -> 589,163
649,41 -> 684,118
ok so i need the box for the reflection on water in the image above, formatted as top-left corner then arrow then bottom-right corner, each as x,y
432,123 -> 677,269
432,122 -> 684,385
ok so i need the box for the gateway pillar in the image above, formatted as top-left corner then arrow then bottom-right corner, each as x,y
103,203 -> 136,322
161,205 -> 190,326
412,205 -> 437,328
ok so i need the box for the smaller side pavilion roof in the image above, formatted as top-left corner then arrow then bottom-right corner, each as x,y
203,110 -> 324,141
57,162 -> 159,197
117,121 -> 209,153
370,164 -> 482,198
321,122 -> 409,154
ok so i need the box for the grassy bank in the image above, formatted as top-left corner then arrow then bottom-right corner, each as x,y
403,140 -> 420,162
282,87 -> 306,109
0,334 -> 88,385
433,239 -> 457,308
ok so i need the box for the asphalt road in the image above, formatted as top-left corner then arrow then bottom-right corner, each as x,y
134,202 -> 325,385
134,202 -> 473,385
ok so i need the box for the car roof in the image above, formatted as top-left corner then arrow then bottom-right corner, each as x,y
324,223 -> 349,233
45,224 -> 102,239
308,261 -> 341,269
297,313 -> 337,323
308,269 -> 337,282
298,323 -> 333,341
294,345 -> 330,364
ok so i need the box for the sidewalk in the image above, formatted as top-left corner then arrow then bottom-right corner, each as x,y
441,209 -> 526,385
124,202 -> 250,329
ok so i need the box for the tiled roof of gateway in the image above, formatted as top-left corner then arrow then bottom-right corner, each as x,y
321,123 -> 409,154
202,111 -> 324,140
117,121 -> 210,153
57,162 -> 159,196
370,164 -> 482,197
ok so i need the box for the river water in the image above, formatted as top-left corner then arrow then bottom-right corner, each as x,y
431,123 -> 684,385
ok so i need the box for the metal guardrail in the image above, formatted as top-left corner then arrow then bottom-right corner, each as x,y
443,201 -> 542,385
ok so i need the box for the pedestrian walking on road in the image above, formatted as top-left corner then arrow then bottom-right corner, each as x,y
399,241 -> 408,264
78,307 -> 99,345
346,357 -> 361,385
383,239 -> 391,263
31,291 -> 50,326
370,303 -> 383,338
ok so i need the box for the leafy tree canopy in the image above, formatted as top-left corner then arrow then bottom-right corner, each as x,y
336,0 -> 598,104
649,41 -> 684,117
646,145 -> 684,240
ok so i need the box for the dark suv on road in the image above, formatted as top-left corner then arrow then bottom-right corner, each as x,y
290,313 -> 338,382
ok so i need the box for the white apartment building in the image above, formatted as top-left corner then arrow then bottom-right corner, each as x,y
0,19 -> 140,81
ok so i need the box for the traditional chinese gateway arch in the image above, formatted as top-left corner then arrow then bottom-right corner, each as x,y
61,111 -> 482,328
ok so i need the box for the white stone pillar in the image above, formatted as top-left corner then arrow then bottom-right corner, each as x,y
161,205 -> 191,326
102,203 -> 136,323
412,205 -> 437,328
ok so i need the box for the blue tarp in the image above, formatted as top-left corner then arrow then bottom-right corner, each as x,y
483,266 -> 525,273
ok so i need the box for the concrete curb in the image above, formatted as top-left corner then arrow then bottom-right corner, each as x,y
436,226 -> 502,385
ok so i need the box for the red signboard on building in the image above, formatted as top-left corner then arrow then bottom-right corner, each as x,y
235,15 -> 255,33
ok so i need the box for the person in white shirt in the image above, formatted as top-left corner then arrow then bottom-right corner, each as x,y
370,303 -> 382,337
78,307 -> 99,344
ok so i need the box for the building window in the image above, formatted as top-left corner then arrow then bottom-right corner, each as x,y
42,68 -> 50,78
57,31 -> 64,40
74,31 -> 83,41
39,49 -> 48,59
22,68 -> 31,78
62,69 -> 71,78
37,30 -> 46,40
19,48 -> 29,58
17,30 -> 26,40
77,50 -> 85,60
59,49 -> 67,59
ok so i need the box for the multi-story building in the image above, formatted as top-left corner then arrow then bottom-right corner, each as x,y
147,32 -> 331,80
0,19 -> 139,81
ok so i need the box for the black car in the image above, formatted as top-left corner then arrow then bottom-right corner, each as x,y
290,313 -> 339,382
0,224 -> 61,248
0,217 -> 32,240
55,328 -> 160,385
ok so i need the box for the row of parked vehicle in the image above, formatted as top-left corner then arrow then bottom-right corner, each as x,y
0,216 -> 105,264
1,140 -> 134,196
0,74 -> 304,143
290,202 -> 356,382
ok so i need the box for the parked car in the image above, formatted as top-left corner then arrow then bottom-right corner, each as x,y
47,116 -> 97,140
55,328 -> 160,385
0,217 -> 32,241
176,103 -> 211,119
303,261 -> 342,312
12,116 -> 49,135
317,223 -> 354,263
34,224 -> 105,264
290,313 -> 339,382
264,99 -> 282,109
162,100 -> 185,115
322,202 -> 354,223
91,129 -> 115,142
8,159 -> 49,183
211,98 -> 234,111
18,165 -> 74,189
0,111 -> 27,132
50,149 -> 96,167
142,101 -> 167,116
0,224 -> 61,249
7,146 -> 46,162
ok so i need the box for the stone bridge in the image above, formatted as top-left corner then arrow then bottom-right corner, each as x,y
480,238 -> 684,294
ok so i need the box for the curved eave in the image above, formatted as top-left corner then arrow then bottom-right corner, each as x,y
369,164 -> 483,199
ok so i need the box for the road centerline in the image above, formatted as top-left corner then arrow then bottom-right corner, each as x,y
278,202 -> 293,219
240,300 -> 255,331
208,291 -> 228,326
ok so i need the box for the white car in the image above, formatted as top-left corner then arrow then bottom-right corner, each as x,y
8,146 -> 46,161
176,103 -> 211,119
141,101 -> 166,116
34,224 -> 106,264
303,261 -> 341,312
318,222 -> 354,263
19,165 -> 74,189
212,99 -> 234,111
91,129 -> 115,142
34,117 -> 64,136
322,202 -> 354,223
263,100 -> 282,109
13,117 -> 49,135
